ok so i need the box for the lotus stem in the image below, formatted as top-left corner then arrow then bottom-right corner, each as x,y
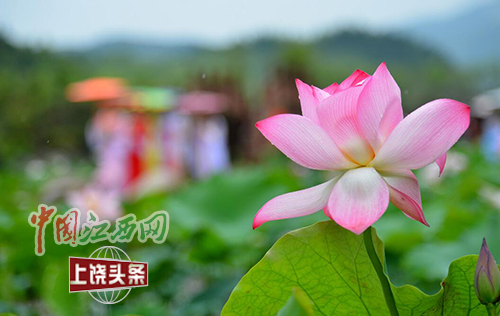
486,304 -> 497,316
363,226 -> 399,316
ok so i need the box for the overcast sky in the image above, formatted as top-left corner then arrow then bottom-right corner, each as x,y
0,0 -> 490,50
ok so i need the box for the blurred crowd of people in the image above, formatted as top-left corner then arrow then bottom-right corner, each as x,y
64,66 -> 308,202
64,77 -> 240,218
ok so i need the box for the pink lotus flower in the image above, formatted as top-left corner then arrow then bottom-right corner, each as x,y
254,63 -> 470,234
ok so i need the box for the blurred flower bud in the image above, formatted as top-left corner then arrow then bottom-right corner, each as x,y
475,238 -> 500,305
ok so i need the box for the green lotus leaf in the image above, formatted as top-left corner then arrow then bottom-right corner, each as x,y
222,221 -> 489,315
